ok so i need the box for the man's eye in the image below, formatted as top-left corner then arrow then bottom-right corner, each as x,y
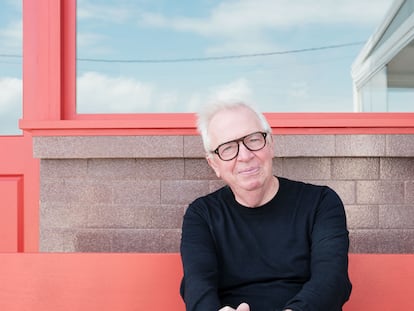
221,144 -> 236,154
247,137 -> 260,143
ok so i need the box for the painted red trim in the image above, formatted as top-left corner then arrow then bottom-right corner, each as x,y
61,0 -> 76,119
0,254 -> 413,309
0,133 -> 40,252
0,175 -> 22,252
23,0 -> 63,121
20,113 -> 414,136
16,176 -> 24,253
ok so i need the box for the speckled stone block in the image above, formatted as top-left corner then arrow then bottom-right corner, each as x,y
349,229 -> 414,253
406,181 -> 414,203
111,229 -> 181,252
135,158 -> 185,180
345,205 -> 379,229
34,136 -> 184,158
39,229 -> 77,252
41,203 -> 89,228
161,180 -> 210,204
376,229 -> 414,253
332,157 -> 379,180
87,159 -> 136,179
184,159 -> 216,179
74,230 -> 113,252
184,135 -> 205,157
40,159 -> 88,179
275,135 -> 335,157
380,158 -> 414,179
335,135 -> 386,156
356,180 -> 405,204
41,179 -> 113,204
281,158 -> 331,180
386,134 -> 414,156
379,205 -> 414,229
132,205 -> 184,229
320,180 -> 356,205
349,230 -> 380,253
87,204 -> 137,228
112,180 -> 161,205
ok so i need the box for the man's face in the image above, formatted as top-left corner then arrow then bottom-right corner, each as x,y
206,106 -> 274,193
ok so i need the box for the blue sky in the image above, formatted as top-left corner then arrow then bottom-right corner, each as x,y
1,0 -> 393,133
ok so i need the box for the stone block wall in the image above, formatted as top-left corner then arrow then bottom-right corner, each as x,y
34,134 -> 414,253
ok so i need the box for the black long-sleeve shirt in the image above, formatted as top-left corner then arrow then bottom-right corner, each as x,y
180,177 -> 352,311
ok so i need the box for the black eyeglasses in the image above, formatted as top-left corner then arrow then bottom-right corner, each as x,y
212,132 -> 268,161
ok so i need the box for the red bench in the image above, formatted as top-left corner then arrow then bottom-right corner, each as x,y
0,253 -> 412,310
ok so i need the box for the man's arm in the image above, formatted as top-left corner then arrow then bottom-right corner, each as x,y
180,203 -> 221,311
283,187 -> 352,310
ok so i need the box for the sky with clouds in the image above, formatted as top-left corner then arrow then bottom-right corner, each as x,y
1,0 -> 394,134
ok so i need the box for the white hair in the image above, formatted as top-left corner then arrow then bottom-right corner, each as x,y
196,100 -> 272,154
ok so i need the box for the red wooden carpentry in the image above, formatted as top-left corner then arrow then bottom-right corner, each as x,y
0,253 -> 413,310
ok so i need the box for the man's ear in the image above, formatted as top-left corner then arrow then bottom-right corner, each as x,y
207,155 -> 221,178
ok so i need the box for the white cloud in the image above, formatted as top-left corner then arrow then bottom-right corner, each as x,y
0,77 -> 22,134
207,78 -> 253,103
0,77 -> 21,113
287,81 -> 310,99
76,72 -> 155,113
139,12 -> 169,28
77,0 -> 392,40
136,0 -> 392,55
74,0 -> 393,57
76,72 -> 257,113
140,0 -> 392,37
77,0 -> 132,23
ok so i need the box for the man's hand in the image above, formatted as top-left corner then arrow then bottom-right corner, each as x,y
219,302 -> 250,311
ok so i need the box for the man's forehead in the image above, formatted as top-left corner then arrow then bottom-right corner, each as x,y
209,124 -> 263,146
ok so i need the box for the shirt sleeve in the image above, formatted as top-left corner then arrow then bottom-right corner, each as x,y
180,201 -> 221,311
283,187 -> 352,311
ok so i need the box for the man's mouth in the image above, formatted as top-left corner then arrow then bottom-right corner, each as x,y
238,166 -> 259,175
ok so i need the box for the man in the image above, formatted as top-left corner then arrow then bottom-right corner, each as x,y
180,100 -> 352,311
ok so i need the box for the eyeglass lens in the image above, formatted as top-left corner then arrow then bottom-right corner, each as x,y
216,132 -> 267,161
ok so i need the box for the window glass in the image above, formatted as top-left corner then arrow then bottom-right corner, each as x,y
0,1 -> 22,135
76,0 -> 392,113
388,88 -> 414,111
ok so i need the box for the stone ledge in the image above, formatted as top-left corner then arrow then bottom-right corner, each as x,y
34,134 -> 414,159
33,136 -> 184,159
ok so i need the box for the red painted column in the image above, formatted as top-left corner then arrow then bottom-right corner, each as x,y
23,0 -> 64,121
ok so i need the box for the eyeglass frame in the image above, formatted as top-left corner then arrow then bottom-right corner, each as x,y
211,131 -> 268,161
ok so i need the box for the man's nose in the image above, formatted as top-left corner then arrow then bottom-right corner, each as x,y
237,142 -> 254,160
